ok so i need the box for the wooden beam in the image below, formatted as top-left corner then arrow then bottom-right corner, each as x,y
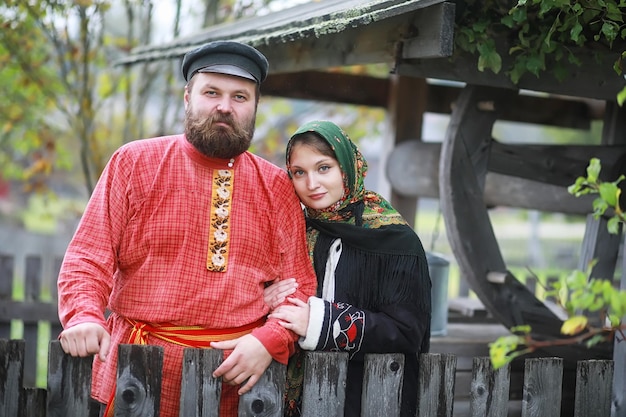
386,141 -> 626,214
402,2 -> 455,59
262,71 -> 390,107
487,141 -> 626,186
261,71 -> 599,129
614,242 -> 626,415
396,48 -> 626,101
388,75 -> 428,226
117,0 -> 454,72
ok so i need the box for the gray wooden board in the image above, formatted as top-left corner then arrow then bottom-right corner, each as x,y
46,341 -> 93,417
179,348 -> 223,417
301,351 -> 348,417
114,344 -> 163,417
361,353 -> 405,417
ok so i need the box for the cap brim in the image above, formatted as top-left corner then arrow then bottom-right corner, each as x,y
197,64 -> 257,82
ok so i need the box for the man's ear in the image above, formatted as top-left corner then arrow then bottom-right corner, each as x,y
183,86 -> 190,110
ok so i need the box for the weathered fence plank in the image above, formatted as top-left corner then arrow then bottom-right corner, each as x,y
417,352 -> 457,417
180,347 -> 223,417
0,339 -> 24,417
574,360 -> 613,417
24,256 -> 43,388
239,359 -> 286,417
521,357 -> 563,417
361,353 -> 405,417
114,344 -> 164,417
0,255 -> 15,341
0,253 -> 64,388
301,351 -> 348,417
46,340 -> 93,417
469,357 -> 510,417
2,339 -> 621,417
24,387 -> 46,417
50,257 -> 64,340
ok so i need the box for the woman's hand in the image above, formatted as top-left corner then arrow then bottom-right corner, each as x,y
268,297 -> 310,337
264,278 -> 298,309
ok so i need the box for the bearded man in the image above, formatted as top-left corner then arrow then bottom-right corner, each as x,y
57,41 -> 317,417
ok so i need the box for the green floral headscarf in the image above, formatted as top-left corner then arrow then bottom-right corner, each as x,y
287,120 -> 406,228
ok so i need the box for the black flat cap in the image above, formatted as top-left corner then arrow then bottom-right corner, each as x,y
181,41 -> 269,84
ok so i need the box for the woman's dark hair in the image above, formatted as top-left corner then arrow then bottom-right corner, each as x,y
287,132 -> 336,163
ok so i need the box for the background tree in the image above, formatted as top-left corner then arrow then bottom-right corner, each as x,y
0,0 -> 385,227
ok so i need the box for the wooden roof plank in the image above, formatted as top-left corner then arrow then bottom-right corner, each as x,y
396,48 -> 626,101
116,0 -> 452,73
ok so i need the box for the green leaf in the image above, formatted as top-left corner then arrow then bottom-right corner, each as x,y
601,21 -> 619,43
586,334 -> 609,348
592,198 -> 609,217
610,292 -> 626,318
608,314 -> 622,328
570,22 -> 583,42
477,42 -> 502,73
510,325 -> 531,334
586,158 -> 601,182
607,216 -> 621,234
568,176 -> 587,195
598,183 -> 619,206
502,14 -> 515,28
566,269 -> 588,289
617,86 -> 626,107
606,3 -> 624,22
526,54 -> 544,77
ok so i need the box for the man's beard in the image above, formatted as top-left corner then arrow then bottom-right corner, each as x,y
184,107 -> 255,159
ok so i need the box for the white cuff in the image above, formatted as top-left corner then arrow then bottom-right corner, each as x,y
298,296 -> 325,350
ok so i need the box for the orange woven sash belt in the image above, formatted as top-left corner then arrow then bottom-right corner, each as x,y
103,317 -> 265,417
125,317 -> 265,348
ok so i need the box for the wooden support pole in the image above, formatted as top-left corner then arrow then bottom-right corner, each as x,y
387,75 -> 428,227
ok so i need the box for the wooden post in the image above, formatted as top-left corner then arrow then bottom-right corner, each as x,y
577,101 -> 626,282
387,75 -> 428,227
613,238 -> 626,417
301,351 -> 348,417
417,353 -> 457,417
606,100 -> 626,417
114,344 -> 163,417
24,388 -> 46,417
361,353 -> 405,417
470,357 -> 510,417
50,257 -> 64,341
574,360 -> 613,417
521,357 -> 563,417
0,255 -> 14,340
0,339 -> 24,417
23,256 -> 43,387
238,359 -> 286,416
46,340 -> 92,417
179,348 -> 223,417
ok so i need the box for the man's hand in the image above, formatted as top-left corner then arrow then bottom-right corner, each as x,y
210,334 -> 273,395
59,322 -> 111,362
263,278 -> 298,309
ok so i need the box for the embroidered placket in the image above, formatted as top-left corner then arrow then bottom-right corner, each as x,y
207,169 -> 233,272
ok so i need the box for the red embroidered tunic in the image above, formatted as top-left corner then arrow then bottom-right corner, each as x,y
58,134 -> 316,417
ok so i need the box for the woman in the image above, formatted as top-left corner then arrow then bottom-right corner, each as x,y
265,120 -> 431,417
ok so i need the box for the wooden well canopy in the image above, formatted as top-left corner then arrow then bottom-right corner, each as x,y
117,0 -> 626,364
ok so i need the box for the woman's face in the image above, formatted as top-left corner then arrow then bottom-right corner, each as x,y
288,143 -> 344,210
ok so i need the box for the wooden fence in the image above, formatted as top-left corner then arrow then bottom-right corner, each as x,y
0,250 -> 578,390
0,338 -> 615,417
0,251 -> 64,388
